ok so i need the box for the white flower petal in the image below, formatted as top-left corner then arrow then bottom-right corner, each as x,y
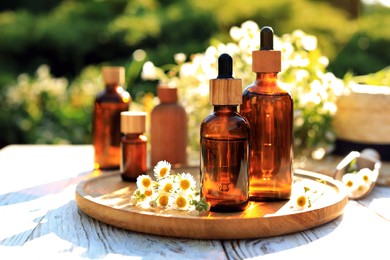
153,160 -> 171,180
136,175 -> 152,190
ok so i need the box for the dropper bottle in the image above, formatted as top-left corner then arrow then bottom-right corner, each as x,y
240,26 -> 293,201
200,53 -> 250,212
93,66 -> 131,170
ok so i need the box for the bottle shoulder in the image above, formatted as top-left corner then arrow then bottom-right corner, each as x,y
153,102 -> 185,109
151,103 -> 186,115
242,86 -> 293,100
202,111 -> 248,122
201,111 -> 249,139
95,88 -> 130,104
243,82 -> 292,97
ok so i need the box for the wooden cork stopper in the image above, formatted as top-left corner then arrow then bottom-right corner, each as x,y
120,111 -> 146,134
157,85 -> 178,103
102,66 -> 125,85
209,79 -> 242,105
252,50 -> 281,73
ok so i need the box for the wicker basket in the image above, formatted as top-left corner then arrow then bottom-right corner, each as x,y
333,84 -> 390,144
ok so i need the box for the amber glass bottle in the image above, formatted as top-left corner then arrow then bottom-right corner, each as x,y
240,26 -> 293,201
200,53 -> 249,212
150,85 -> 187,166
120,111 -> 147,182
93,66 -> 131,170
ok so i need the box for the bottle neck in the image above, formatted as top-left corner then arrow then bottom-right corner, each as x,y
159,95 -> 178,103
158,87 -> 178,103
160,99 -> 177,104
253,72 -> 284,93
123,133 -> 143,139
213,105 -> 238,113
255,72 -> 278,83
106,83 -> 121,93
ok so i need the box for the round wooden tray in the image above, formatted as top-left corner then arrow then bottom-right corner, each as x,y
75,167 -> 348,239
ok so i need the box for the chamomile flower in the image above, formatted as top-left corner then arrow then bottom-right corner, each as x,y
153,160 -> 171,180
342,173 -> 359,197
157,192 -> 170,207
159,177 -> 175,193
144,189 -> 153,197
290,190 -> 310,210
295,194 -> 308,209
177,173 -> 196,192
342,173 -> 357,189
290,182 -> 313,210
173,193 -> 190,210
351,182 -> 370,198
356,168 -> 375,185
131,160 -> 207,214
136,175 -> 153,190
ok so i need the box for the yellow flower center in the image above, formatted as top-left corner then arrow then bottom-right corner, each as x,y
158,195 -> 169,207
180,179 -> 190,190
163,183 -> 172,193
176,196 -> 187,208
145,190 -> 153,197
346,180 -> 353,187
296,195 -> 307,207
142,178 -> 151,188
363,175 -> 369,182
160,167 -> 168,177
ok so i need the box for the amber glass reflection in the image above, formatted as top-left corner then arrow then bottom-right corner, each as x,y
241,73 -> 293,201
93,84 -> 130,170
120,134 -> 147,181
200,106 -> 249,212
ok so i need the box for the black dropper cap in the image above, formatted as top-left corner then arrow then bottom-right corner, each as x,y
260,26 -> 274,50
210,53 -> 242,105
217,53 -> 233,79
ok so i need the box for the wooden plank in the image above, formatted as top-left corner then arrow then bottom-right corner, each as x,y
1,178 -> 228,259
221,200 -> 390,259
357,185 -> 390,221
1,145 -> 389,259
31,196 -> 227,259
0,145 -> 94,195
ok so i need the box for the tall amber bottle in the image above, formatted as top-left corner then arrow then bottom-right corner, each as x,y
93,66 -> 131,170
200,53 -> 249,212
240,26 -> 293,201
150,85 -> 187,166
120,111 -> 147,182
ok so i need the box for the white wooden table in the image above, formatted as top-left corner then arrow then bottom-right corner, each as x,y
1,145 -> 389,259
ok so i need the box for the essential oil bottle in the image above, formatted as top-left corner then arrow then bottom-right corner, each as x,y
120,111 -> 147,182
93,66 -> 131,170
240,26 -> 293,201
150,84 -> 188,166
200,53 -> 250,212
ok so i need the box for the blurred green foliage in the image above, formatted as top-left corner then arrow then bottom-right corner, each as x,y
0,0 -> 389,148
1,65 -> 100,146
328,4 -> 390,77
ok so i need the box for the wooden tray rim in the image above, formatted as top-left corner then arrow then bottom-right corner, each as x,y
75,168 -> 348,239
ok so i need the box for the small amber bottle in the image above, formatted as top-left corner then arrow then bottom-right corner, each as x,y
93,66 -> 131,170
150,85 -> 188,166
200,53 -> 250,212
120,111 -> 147,182
240,26 -> 293,201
